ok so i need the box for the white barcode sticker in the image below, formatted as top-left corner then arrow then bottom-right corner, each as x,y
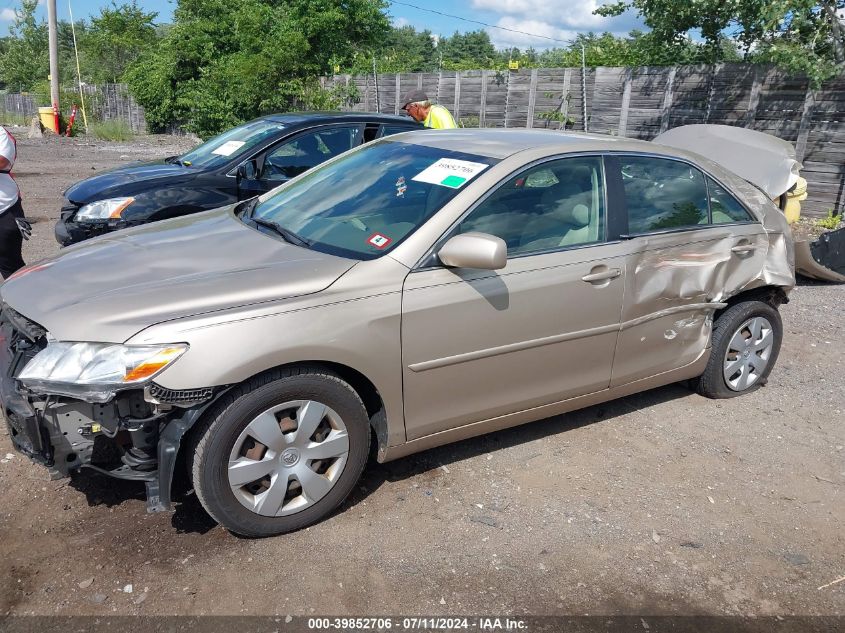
212,140 -> 246,156
412,158 -> 489,189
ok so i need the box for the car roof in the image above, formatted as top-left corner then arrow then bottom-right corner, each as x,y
387,128 -> 667,159
259,111 -> 417,126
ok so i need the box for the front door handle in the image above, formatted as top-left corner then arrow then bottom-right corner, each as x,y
582,267 -> 621,283
731,244 -> 756,255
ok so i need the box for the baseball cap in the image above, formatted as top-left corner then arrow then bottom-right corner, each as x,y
401,89 -> 429,109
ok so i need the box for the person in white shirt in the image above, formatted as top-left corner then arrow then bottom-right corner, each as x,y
0,126 -> 27,279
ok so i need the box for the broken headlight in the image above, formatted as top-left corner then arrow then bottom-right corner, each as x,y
17,342 -> 187,403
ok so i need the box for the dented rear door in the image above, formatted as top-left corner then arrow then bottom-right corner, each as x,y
608,154 -> 769,387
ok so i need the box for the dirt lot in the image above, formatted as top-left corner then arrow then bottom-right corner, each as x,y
0,132 -> 843,618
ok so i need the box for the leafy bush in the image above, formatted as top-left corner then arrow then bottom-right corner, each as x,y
816,209 -> 843,231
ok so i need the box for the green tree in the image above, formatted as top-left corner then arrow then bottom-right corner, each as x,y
349,24 -> 438,73
126,0 -> 389,136
0,0 -> 48,92
58,19 -> 90,85
597,0 -> 845,84
85,1 -> 159,83
439,30 -> 497,69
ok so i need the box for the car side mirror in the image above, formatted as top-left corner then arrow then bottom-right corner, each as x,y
438,232 -> 507,270
237,159 -> 260,181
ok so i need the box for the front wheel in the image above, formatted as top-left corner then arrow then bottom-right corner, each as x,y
189,367 -> 370,537
692,300 -> 783,399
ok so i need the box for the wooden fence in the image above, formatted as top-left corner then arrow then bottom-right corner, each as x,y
1,83 -> 147,133
326,64 -> 845,218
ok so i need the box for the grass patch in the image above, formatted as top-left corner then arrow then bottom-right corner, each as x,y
90,120 -> 134,141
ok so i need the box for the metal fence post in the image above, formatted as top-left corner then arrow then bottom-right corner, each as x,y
479,70 -> 488,128
581,45 -> 588,132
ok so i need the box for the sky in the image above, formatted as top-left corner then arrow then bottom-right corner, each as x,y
0,0 -> 647,49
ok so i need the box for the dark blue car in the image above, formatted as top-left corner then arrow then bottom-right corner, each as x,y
56,112 -> 421,245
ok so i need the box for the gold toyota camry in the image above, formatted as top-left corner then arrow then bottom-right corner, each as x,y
0,127 -> 796,537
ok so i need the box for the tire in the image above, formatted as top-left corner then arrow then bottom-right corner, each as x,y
692,300 -> 783,399
188,366 -> 370,537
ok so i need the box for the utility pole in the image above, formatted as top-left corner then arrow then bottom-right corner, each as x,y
47,0 -> 60,132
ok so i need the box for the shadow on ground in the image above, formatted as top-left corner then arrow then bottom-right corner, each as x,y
349,383 -> 693,507
67,383 -> 694,536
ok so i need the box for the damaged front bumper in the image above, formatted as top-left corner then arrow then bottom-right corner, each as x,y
0,311 -> 221,512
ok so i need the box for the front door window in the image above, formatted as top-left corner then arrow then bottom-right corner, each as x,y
261,126 -> 362,183
455,156 -> 606,255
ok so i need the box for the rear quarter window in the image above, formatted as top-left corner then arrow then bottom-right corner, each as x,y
708,177 -> 754,223
381,125 -> 417,137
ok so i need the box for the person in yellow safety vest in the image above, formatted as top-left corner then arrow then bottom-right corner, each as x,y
401,90 -> 457,129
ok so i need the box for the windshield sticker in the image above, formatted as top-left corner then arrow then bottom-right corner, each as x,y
367,233 -> 392,249
212,140 -> 246,156
395,176 -> 407,197
412,158 -> 489,189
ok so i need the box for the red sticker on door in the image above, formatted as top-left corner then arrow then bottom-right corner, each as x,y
367,233 -> 392,249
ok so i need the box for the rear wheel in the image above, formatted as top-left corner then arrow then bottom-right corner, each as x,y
693,300 -> 783,399
189,367 -> 370,537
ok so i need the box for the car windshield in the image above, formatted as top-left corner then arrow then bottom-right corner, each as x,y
178,119 -> 286,169
247,140 -> 498,260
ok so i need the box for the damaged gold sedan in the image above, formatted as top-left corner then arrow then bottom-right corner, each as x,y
0,127 -> 794,537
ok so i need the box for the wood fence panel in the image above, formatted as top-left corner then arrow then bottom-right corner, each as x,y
504,70 -> 532,129
667,64 -> 710,128
589,67 -> 627,135
532,68 -> 568,128
455,71 -> 483,125
483,71 -> 508,128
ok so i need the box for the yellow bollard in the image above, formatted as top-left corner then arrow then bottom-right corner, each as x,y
783,176 -> 807,224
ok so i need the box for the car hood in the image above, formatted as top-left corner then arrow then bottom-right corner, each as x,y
65,160 -> 195,203
0,208 -> 356,342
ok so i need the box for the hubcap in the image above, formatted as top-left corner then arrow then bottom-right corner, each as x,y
227,400 -> 349,517
723,316 -> 774,392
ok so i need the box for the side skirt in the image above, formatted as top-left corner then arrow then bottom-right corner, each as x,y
378,348 -> 710,463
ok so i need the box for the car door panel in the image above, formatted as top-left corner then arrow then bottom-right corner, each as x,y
402,244 -> 625,441
609,155 -> 770,387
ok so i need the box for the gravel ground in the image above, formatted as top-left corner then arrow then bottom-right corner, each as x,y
0,133 -> 843,617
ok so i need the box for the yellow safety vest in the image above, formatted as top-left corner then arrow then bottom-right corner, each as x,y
424,105 -> 457,129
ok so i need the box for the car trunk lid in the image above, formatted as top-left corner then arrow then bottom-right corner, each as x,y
653,124 -> 801,199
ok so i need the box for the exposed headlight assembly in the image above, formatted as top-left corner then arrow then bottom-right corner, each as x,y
75,197 -> 134,222
18,342 -> 187,403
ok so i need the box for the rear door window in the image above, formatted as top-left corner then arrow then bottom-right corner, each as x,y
620,156 -> 709,233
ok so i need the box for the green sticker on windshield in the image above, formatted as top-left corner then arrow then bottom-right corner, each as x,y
441,175 -> 466,188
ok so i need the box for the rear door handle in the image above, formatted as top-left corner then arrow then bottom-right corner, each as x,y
731,244 -> 756,254
582,268 -> 621,283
